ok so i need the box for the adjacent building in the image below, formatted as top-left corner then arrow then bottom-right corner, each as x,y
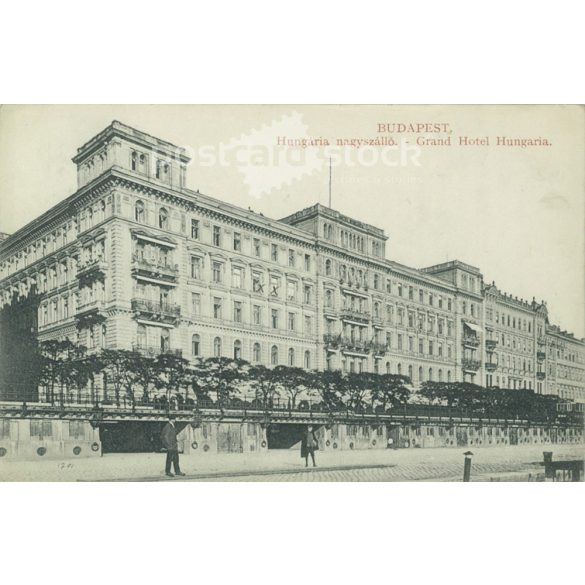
1,121 -> 583,404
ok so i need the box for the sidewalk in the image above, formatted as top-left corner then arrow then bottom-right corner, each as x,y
1,443 -> 582,482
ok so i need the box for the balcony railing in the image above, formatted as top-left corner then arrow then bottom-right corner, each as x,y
537,371 -> 546,380
77,258 -> 108,279
131,256 -> 179,282
485,362 -> 497,372
131,298 -> 181,324
340,308 -> 370,323
485,339 -> 498,352
132,344 -> 183,358
462,335 -> 480,348
537,351 -> 546,362
462,358 -> 482,371
76,299 -> 105,317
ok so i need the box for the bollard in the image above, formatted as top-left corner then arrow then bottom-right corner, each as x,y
463,451 -> 473,482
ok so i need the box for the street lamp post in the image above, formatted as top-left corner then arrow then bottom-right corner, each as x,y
463,451 -> 474,482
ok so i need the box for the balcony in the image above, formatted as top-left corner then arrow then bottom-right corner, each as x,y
537,371 -> 546,380
132,344 -> 183,358
537,351 -> 546,362
76,299 -> 106,324
340,337 -> 371,355
323,333 -> 342,349
131,298 -> 181,325
485,361 -> 497,372
462,335 -> 480,348
370,341 -> 389,355
485,339 -> 498,352
340,308 -> 370,324
462,358 -> 481,371
77,258 -> 108,280
131,256 -> 179,283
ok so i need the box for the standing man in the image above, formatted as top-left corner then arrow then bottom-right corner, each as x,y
160,415 -> 186,477
301,425 -> 318,468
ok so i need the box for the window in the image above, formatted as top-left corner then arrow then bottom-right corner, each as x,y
213,297 -> 222,319
158,208 -> 169,230
269,275 -> 280,297
271,345 -> 278,365
397,334 -> 403,350
192,334 -> 200,356
253,238 -> 261,257
253,305 -> 261,325
234,340 -> 242,360
288,348 -> 295,366
233,301 -> 242,323
304,315 -> 312,334
409,286 -> 414,300
271,309 -> 279,329
190,256 -> 201,279
233,232 -> 241,251
253,343 -> 261,362
30,420 -> 52,438
252,272 -> 263,294
213,226 -> 221,247
213,337 -> 222,357
271,244 -> 278,262
304,254 -> 311,271
135,200 -> 145,223
325,259 -> 332,276
304,351 -> 311,369
325,289 -> 333,308
212,262 -> 222,283
428,341 -> 433,355
288,249 -> 295,267
232,267 -> 243,288
288,312 -> 296,331
161,330 -> 170,351
191,219 -> 199,239
287,280 -> 297,301
419,290 -> 424,303
303,285 -> 311,304
374,274 -> 380,289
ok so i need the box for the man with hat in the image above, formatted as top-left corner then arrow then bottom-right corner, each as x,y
160,415 -> 186,477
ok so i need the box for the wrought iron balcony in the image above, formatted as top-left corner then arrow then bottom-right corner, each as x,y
132,344 -> 183,358
462,358 -> 482,371
131,298 -> 181,324
323,333 -> 342,348
77,258 -> 108,280
369,341 -> 389,355
537,371 -> 546,380
537,351 -> 546,362
131,255 -> 179,282
485,339 -> 498,352
485,361 -> 497,372
340,308 -> 370,323
462,335 -> 480,348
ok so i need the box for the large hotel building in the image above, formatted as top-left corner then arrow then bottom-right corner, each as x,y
1,121 -> 584,405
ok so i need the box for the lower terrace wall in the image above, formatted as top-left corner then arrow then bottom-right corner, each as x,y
0,418 -> 582,461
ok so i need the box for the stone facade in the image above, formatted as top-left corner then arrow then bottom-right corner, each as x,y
1,121 -> 584,405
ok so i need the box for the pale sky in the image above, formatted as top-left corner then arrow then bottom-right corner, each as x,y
0,105 -> 583,337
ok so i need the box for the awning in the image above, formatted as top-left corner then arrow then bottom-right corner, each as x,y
463,321 -> 482,334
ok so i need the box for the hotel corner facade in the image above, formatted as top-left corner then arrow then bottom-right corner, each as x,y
1,121 -> 584,405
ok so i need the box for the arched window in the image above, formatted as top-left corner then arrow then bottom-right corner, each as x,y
428,368 -> 433,382
418,366 -> 423,382
408,365 -> 413,380
234,340 -> 242,360
253,342 -> 261,362
135,200 -> 145,223
137,324 -> 147,348
288,348 -> 295,366
271,345 -> 278,365
131,151 -> 138,171
213,336 -> 222,357
192,334 -> 200,356
304,350 -> 311,369
325,259 -> 332,276
386,361 -> 391,374
325,289 -> 333,308
159,207 -> 169,230
101,324 -> 107,348
374,302 -> 380,318
397,363 -> 402,376
438,369 -> 443,382
447,370 -> 452,382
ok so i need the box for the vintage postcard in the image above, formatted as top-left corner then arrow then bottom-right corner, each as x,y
0,104 -> 583,482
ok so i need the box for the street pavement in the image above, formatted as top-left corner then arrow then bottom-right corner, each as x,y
1,443 -> 583,482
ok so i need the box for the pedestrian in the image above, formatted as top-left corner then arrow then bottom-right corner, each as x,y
301,425 -> 318,467
387,436 -> 394,449
160,415 -> 186,477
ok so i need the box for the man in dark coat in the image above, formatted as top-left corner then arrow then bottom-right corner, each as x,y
160,415 -> 185,477
300,425 -> 318,467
